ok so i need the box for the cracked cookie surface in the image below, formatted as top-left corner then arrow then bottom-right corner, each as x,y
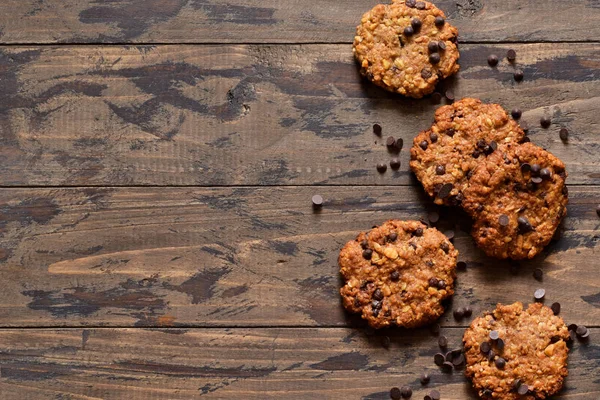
353,0 -> 459,98
339,220 -> 457,329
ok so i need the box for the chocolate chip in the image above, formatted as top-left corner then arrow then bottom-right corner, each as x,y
480,341 -> 491,354
513,70 -> 524,81
396,138 -> 404,150
568,323 -> 578,332
400,386 -> 412,398
487,349 -> 495,361
513,379 -> 522,391
435,165 -> 446,175
495,357 -> 506,369
411,18 -> 422,30
445,90 -> 455,101
438,183 -> 453,199
438,41 -> 446,51
424,396 -> 432,400
517,216 -> 533,233
382,335 -> 391,349
534,288 -> 546,301
431,92 -> 443,104
489,330 -> 500,341
406,0 -> 416,7
441,361 -> 453,373
437,280 -> 446,289
540,168 -> 551,180
430,323 -> 441,335
464,306 -> 472,317
496,338 -> 505,351
531,176 -> 543,184
434,353 -> 445,366
390,158 -> 401,170
429,277 -> 439,287
404,26 -> 414,36
457,261 -> 467,270
312,194 -> 323,208
453,308 -> 464,320
415,2 -> 426,10
390,387 -> 402,400
559,128 -> 569,142
551,302 -> 561,315
517,384 -> 529,395
388,233 -> 398,242
477,139 -> 487,148
507,49 -> 517,61
440,242 -> 450,253
420,372 -> 430,385
421,68 -> 433,79
377,163 -> 387,173
429,132 -> 439,143
363,249 -> 373,260
446,128 -> 455,136
482,389 -> 493,398
533,268 -> 543,281
389,270 -> 400,282
435,16 -> 445,26
438,335 -> 448,348
386,136 -> 396,147
489,140 -> 498,152
360,240 -> 368,249
428,41 -> 439,53
414,227 -> 424,237
373,123 -> 382,136
576,325 -> 588,337
429,53 -> 441,64
488,54 -> 499,67
372,300 -> 382,312
430,390 -> 441,400
498,214 -> 509,227
373,288 -> 384,301
444,230 -> 454,240
597,204 -> 600,217
452,353 -> 465,367
420,140 -> 429,150
511,108 -> 522,119
428,211 -> 440,224
541,116 -> 551,128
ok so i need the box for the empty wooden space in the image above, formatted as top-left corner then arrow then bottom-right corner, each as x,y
0,0 -> 597,399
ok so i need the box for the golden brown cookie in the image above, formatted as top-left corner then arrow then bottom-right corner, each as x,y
462,142 -> 568,259
464,302 -> 570,399
353,0 -> 459,98
339,220 -> 457,329
410,98 -> 526,206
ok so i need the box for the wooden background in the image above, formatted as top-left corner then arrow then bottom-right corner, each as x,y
0,1 -> 598,399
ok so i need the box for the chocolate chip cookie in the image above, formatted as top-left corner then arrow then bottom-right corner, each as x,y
339,220 -> 458,328
410,98 -> 526,205
353,1 -> 459,98
462,142 -> 568,259
464,302 -> 570,399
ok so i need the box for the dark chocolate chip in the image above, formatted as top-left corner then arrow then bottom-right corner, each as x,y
438,336 -> 448,348
446,128 -> 455,136
477,139 -> 487,149
559,128 -> 569,142
445,90 -> 455,101
431,92 -> 443,105
421,68 -> 433,79
533,268 -> 543,281
438,41 -> 446,51
373,123 -> 382,136
487,54 -> 498,67
430,390 -> 441,400
396,138 -> 404,150
312,194 -> 324,208
531,176 -> 543,184
406,0 -> 416,7
452,353 -> 465,367
498,214 -> 509,227
438,183 -> 453,199
420,140 -> 429,150
513,70 -> 524,81
360,239 -> 369,249
441,362 -> 453,373
511,109 -> 522,119
541,116 -> 551,128
487,349 -> 495,361
386,136 -> 396,147
404,26 -> 414,36
513,379 -> 522,391
390,158 -> 401,170
518,216 -> 533,233
428,211 -> 440,224
420,372 -> 430,385
551,302 -> 561,315
400,386 -> 412,399
437,280 -> 446,289
576,325 -> 588,337
429,53 -> 441,64
429,277 -> 439,287
414,227 -> 424,237
363,249 -> 373,260
372,299 -> 382,308
531,164 -> 541,175
434,353 -> 445,366
464,306 -> 472,317
411,18 -> 422,30
435,165 -> 445,175
390,271 -> 400,281
480,341 -> 491,354
482,389 -> 493,398
388,232 -> 398,242
507,49 -> 517,61
489,140 -> 498,152
429,132 -> 439,143
377,163 -> 387,173
457,261 -> 467,270
517,384 -> 529,395
373,288 -> 384,301
534,288 -> 546,301
495,357 -> 506,369
440,242 -> 450,253
568,323 -> 578,332
430,323 -> 440,335
428,41 -> 439,53
424,396 -> 432,400
444,230 -> 454,240
453,308 -> 464,320
489,330 -> 500,341
415,2 -> 426,10
435,16 -> 445,26
390,387 -> 402,400
540,168 -> 551,180
596,204 -> 600,217
496,338 -> 505,351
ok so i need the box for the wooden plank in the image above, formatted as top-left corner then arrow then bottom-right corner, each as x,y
1,0 -> 600,44
0,186 -> 598,328
0,327 -> 596,399
0,43 -> 599,186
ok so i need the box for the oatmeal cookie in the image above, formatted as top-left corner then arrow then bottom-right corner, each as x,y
462,142 -> 568,259
464,302 -> 570,399
410,98 -> 526,205
353,0 -> 460,98
339,220 -> 457,328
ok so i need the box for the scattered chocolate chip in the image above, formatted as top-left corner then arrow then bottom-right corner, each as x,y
487,54 -> 499,67
390,387 -> 402,399
541,116 -> 551,128
487,349 -> 496,361
441,361 -> 453,372
540,168 -> 551,180
390,158 -> 401,170
438,41 -> 446,51
373,288 -> 384,301
312,194 -> 323,208
597,204 -> 600,217
363,249 -> 373,260
438,183 -> 453,199
457,261 -> 467,270
429,53 -> 441,64
445,90 -> 455,101
495,357 -> 506,369
568,323 -> 578,332
551,302 -> 561,315
406,0 -> 416,7
428,211 -> 440,224
496,338 -> 505,351
430,390 -> 441,400
444,230 -> 454,240
517,216 -> 533,233
386,136 -> 396,147
411,18 -> 422,31
435,16 -> 445,26
489,141 -> 498,152
420,372 -> 431,385
360,239 -> 368,249
404,26 -> 414,36
437,280 -> 446,289
511,109 -> 522,119
453,308 -> 465,320
517,384 -> 529,395
396,138 -> 404,150
507,49 -> 517,61
489,330 -> 500,341
429,133 -> 439,144
529,164 -> 540,176
431,92 -> 443,104
513,70 -> 524,81
440,242 -> 450,253
531,176 -> 543,184
421,68 -> 433,79
444,351 -> 454,362
382,335 -> 391,348
424,395 -> 432,400
430,323 -> 440,335
415,2 -> 426,10
428,41 -> 439,53
446,128 -> 456,136
434,353 -> 445,366
482,389 -> 493,398
420,140 -> 429,150
576,325 -> 588,337
390,271 -> 400,281
435,165 -> 446,175
400,386 -> 412,398
438,335 -> 448,348
559,128 -> 569,142
513,379 -> 522,391
480,341 -> 491,354
373,123 -> 382,136
534,288 -> 546,301
452,353 -> 465,367
429,277 -> 439,287
498,214 -> 509,227
464,306 -> 472,317
377,163 -> 388,173
533,268 -> 543,281
388,233 -> 398,242
414,227 -> 424,237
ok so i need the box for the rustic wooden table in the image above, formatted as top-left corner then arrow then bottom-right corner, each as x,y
0,1 -> 598,399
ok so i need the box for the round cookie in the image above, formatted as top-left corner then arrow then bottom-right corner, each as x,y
353,0 -> 459,98
339,220 -> 457,329
463,302 -> 570,399
410,98 -> 526,205
462,142 -> 568,259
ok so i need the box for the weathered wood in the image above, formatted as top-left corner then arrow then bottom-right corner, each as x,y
0,186 -> 598,328
0,327 -> 596,399
1,0 -> 600,44
0,43 -> 598,186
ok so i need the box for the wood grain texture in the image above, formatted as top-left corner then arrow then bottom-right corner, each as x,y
0,186 -> 598,328
0,43 -> 599,186
1,0 -> 600,44
0,327 -> 597,399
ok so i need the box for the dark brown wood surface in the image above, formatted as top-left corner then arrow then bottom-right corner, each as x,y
0,0 -> 598,398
